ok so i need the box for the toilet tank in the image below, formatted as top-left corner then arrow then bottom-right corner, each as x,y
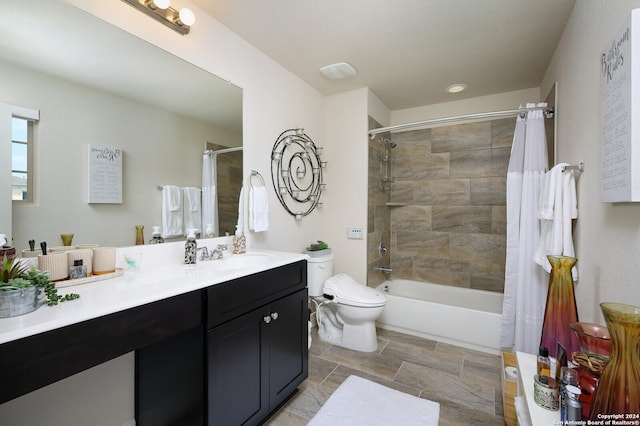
306,253 -> 334,297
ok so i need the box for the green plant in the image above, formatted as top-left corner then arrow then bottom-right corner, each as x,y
0,255 -> 29,284
0,256 -> 79,306
306,240 -> 329,251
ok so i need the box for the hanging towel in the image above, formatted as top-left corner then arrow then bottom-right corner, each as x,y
237,186 -> 245,234
534,163 -> 578,280
249,185 -> 269,232
183,187 -> 201,234
162,185 -> 183,238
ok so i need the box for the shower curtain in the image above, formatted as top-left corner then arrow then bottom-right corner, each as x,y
202,152 -> 219,237
500,103 -> 549,354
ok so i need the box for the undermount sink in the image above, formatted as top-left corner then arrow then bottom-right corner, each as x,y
198,252 -> 274,271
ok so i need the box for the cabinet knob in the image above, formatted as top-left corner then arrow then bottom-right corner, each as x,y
270,312 -> 279,320
263,315 -> 271,324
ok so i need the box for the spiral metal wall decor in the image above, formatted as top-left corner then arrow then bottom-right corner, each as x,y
270,128 -> 326,220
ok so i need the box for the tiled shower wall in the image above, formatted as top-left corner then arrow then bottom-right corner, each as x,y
367,117 -> 516,293
206,142 -> 243,237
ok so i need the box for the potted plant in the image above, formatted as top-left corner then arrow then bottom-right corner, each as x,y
304,240 -> 331,257
0,256 -> 79,318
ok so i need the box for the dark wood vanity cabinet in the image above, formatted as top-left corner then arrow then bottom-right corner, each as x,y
136,260 -> 308,426
207,260 -> 308,426
207,288 -> 308,426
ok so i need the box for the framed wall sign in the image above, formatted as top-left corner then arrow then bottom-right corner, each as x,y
600,9 -> 639,202
88,144 -> 123,204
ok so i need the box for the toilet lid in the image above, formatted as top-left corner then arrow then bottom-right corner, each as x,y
323,274 -> 387,307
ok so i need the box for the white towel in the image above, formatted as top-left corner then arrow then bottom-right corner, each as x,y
183,187 -> 201,234
249,186 -> 269,232
162,185 -> 183,238
236,186 -> 245,234
534,163 -> 578,280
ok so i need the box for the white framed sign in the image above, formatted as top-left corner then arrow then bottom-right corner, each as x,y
600,9 -> 640,202
88,144 -> 122,204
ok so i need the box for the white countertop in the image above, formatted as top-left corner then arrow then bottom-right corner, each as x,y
516,351 -> 560,425
0,240 -> 307,345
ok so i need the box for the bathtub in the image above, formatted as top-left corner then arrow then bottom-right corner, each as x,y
375,279 -> 503,354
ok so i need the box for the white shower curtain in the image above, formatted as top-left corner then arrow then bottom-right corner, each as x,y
500,103 -> 549,355
202,152 -> 219,237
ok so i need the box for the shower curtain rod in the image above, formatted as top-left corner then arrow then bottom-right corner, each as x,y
204,146 -> 243,155
368,106 -> 554,139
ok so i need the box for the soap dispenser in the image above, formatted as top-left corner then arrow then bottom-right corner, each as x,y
232,226 -> 246,254
149,226 -> 164,244
184,229 -> 197,265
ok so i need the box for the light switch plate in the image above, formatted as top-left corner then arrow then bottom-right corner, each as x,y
347,227 -> 363,239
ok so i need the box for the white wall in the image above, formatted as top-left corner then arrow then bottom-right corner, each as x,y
540,0 -> 640,323
323,88 -> 370,282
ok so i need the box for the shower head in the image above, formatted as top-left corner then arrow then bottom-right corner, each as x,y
380,137 -> 397,148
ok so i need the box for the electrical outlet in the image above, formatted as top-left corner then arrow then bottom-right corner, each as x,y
347,227 -> 364,239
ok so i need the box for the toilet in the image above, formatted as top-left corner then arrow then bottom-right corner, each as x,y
307,254 -> 387,352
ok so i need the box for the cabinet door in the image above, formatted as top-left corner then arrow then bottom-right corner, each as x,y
208,307 -> 268,426
267,288 -> 309,410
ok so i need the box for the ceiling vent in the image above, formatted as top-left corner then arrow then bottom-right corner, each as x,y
319,62 -> 357,80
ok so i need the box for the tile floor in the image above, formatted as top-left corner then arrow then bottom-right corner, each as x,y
266,328 -> 505,425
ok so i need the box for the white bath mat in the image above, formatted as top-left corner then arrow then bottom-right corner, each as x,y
308,375 -> 440,426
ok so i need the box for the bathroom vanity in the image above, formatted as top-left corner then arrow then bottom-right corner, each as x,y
0,246 -> 308,426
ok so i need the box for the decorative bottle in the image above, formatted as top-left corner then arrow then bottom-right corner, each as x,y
540,255 -> 580,359
589,303 -> 640,419
233,227 -> 246,254
135,225 -> 144,245
205,224 -> 215,238
184,229 -> 197,266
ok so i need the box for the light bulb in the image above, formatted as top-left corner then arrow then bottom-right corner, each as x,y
151,0 -> 170,9
178,8 -> 196,26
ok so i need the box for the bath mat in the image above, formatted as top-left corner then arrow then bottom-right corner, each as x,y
308,375 -> 439,426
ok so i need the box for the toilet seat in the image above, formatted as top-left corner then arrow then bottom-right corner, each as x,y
323,274 -> 387,308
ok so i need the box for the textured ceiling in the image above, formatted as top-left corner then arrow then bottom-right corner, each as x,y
192,0 -> 575,110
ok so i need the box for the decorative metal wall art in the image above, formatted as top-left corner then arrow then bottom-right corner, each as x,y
270,128 -> 326,220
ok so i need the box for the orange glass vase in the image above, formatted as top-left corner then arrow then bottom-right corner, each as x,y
540,256 -> 580,360
589,303 -> 640,419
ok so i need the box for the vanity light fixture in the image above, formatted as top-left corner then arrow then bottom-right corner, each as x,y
121,0 -> 195,35
446,83 -> 467,94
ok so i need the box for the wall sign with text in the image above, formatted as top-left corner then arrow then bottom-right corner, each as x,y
600,9 -> 640,202
88,144 -> 123,204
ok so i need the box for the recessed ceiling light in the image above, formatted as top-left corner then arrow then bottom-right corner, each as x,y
446,83 -> 467,93
319,62 -> 357,80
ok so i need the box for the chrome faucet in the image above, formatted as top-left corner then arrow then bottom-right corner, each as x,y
374,267 -> 393,274
209,244 -> 228,260
198,244 -> 228,261
197,246 -> 209,261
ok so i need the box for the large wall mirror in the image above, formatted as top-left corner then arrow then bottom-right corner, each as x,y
0,0 -> 243,251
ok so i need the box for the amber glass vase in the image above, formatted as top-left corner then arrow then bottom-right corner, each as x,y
540,256 -> 580,359
135,225 -> 144,246
589,303 -> 640,419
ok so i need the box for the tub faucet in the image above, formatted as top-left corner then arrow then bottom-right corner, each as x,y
374,267 -> 393,274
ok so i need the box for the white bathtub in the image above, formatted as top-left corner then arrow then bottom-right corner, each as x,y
375,279 -> 504,354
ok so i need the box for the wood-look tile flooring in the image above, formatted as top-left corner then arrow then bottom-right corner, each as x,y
266,328 -> 505,425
